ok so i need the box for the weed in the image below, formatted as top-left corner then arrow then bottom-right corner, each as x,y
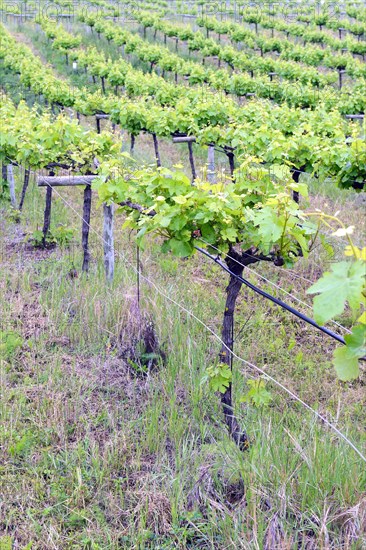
0,330 -> 23,359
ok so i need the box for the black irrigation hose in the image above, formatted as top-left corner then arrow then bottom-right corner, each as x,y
195,246 -> 347,346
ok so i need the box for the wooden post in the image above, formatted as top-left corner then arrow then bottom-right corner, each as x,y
7,164 -> 17,209
187,141 -> 197,181
95,114 -> 109,134
19,168 -> 30,211
81,185 -> 92,272
338,69 -> 346,89
101,76 -> 106,94
291,165 -> 306,204
226,151 -> 235,180
152,133 -> 161,167
42,172 -> 54,246
2,163 -> 7,182
172,136 -> 196,143
38,176 -> 96,187
172,136 -> 198,180
130,134 -> 136,155
103,203 -> 114,282
207,145 -> 215,183
1,164 -> 8,195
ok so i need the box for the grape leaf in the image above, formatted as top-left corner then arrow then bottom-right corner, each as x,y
251,207 -> 284,251
344,325 -> 366,356
333,346 -> 360,381
307,261 -> 365,325
240,379 -> 272,407
168,238 -> 194,257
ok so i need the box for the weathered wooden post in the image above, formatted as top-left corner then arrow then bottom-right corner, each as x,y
1,164 -> 7,186
19,168 -> 30,211
100,76 -> 106,94
224,147 -> 236,180
338,68 -> 346,89
187,141 -> 197,181
42,171 -> 54,246
152,133 -> 162,167
207,145 -> 216,183
172,136 -> 197,181
291,166 -> 305,204
95,113 -> 110,135
7,164 -> 17,209
130,134 -> 136,155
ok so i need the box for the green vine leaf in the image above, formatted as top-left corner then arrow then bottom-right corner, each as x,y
240,379 -> 272,407
333,346 -> 360,381
202,363 -> 232,394
345,324 -> 366,356
307,261 -> 365,325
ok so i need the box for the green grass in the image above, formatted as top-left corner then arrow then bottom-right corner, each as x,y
0,159 -> 365,549
1,16 -> 365,550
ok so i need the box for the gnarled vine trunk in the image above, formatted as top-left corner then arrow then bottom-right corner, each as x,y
130,134 -> 136,155
2,163 -> 7,186
188,141 -> 196,181
219,248 -> 263,450
82,184 -> 92,272
291,165 -> 306,204
152,133 -> 161,167
19,168 -> 30,211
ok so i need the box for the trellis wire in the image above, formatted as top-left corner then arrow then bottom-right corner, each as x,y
196,245 -> 347,345
198,237 -> 353,336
